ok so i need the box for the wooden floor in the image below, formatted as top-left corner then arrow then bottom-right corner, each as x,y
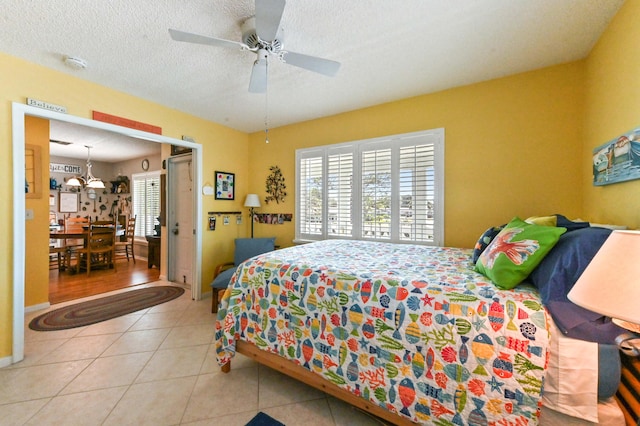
49,257 -> 161,305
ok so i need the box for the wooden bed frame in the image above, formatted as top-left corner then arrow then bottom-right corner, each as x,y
222,340 -> 416,425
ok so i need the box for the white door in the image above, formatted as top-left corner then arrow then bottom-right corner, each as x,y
168,155 -> 194,293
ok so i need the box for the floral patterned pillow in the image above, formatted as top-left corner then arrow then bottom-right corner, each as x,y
475,217 -> 566,289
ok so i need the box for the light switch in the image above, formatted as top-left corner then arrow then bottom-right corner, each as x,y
25,209 -> 34,220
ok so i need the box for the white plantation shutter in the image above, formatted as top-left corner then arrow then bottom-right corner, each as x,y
298,153 -> 324,237
361,147 -> 391,240
132,171 -> 161,238
327,149 -> 353,237
296,129 -> 444,245
399,143 -> 435,242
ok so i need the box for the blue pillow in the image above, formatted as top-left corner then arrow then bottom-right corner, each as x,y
554,214 -> 590,232
471,224 -> 505,263
529,227 -> 625,344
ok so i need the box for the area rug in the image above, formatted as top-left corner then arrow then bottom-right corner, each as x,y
29,286 -> 185,331
245,412 -> 285,426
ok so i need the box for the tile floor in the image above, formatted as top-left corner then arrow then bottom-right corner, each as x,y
0,282 -> 389,425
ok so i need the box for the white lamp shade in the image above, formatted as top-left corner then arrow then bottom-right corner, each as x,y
244,194 -> 261,208
86,178 -> 105,189
66,177 -> 83,187
568,230 -> 640,326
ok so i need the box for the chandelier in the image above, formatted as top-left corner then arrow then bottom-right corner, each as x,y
66,146 -> 105,189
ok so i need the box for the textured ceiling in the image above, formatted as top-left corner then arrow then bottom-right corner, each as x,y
1,0 -> 624,158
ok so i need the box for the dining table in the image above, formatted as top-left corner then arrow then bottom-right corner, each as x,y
49,225 -> 125,272
49,226 -> 125,241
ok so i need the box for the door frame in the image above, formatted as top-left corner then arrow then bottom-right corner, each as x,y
11,102 -> 203,363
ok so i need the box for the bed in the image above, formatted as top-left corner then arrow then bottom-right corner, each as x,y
216,221 -> 626,425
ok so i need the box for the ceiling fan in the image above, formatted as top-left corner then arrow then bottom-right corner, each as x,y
168,0 -> 341,93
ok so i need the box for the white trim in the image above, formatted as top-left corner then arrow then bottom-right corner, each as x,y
11,102 -> 203,364
25,302 -> 51,314
0,356 -> 12,369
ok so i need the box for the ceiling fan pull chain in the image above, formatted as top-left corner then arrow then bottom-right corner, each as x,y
264,59 -> 270,144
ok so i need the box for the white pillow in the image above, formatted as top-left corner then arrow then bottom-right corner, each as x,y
572,218 -> 628,230
542,319 -> 599,422
589,223 -> 628,230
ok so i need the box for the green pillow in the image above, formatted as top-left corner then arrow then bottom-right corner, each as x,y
475,217 -> 566,289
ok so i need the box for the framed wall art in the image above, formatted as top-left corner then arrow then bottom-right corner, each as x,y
170,144 -> 192,156
592,126 -> 640,186
215,171 -> 235,200
59,192 -> 79,213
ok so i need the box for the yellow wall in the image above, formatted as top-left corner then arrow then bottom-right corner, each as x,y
0,53 -> 249,360
582,0 -> 640,227
24,116 -> 51,306
248,62 -> 586,248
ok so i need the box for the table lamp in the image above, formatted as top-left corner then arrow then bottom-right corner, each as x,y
568,230 -> 640,355
244,194 -> 261,238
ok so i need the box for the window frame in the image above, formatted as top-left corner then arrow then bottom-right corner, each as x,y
295,128 -> 444,246
131,170 -> 161,240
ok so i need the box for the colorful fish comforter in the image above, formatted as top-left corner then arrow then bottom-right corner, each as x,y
216,240 -> 550,424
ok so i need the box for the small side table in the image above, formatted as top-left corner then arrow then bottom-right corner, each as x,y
146,235 -> 161,269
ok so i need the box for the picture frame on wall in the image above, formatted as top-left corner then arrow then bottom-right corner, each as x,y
592,126 -> 640,186
215,171 -> 235,200
59,192 -> 79,213
170,144 -> 192,156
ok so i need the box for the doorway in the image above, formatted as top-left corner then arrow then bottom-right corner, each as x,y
167,155 -> 195,296
12,102 -> 204,363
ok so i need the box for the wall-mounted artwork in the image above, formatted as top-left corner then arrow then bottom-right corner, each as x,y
253,213 -> 292,225
265,165 -> 286,204
593,126 -> 640,186
215,171 -> 235,200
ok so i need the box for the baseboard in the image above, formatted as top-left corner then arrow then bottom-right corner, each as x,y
159,274 -> 168,281
25,302 -> 50,313
0,355 -> 13,368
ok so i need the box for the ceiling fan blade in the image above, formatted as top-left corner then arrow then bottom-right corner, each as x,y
249,58 -> 268,93
281,51 -> 341,77
255,0 -> 286,42
168,28 -> 248,51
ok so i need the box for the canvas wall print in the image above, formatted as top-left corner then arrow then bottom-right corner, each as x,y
593,126 -> 640,186
215,171 -> 235,200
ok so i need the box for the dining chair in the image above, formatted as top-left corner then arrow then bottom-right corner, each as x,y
75,225 -> 116,275
49,239 -> 67,270
115,216 -> 136,264
92,219 -> 116,226
60,216 -> 90,270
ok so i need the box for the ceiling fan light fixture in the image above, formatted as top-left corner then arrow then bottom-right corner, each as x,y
241,16 -> 284,51
168,0 -> 340,95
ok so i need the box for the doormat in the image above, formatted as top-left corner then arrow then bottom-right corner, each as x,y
29,286 -> 185,331
246,412 -> 285,426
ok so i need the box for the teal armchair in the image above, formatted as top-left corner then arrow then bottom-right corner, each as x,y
210,237 -> 276,313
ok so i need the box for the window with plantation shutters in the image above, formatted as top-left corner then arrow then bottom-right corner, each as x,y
132,171 -> 161,238
295,129 -> 444,245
